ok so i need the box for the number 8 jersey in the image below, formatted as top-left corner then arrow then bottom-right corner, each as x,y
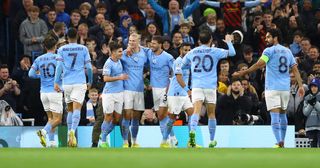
31,53 -> 61,93
261,44 -> 296,91
56,43 -> 91,85
181,45 -> 229,89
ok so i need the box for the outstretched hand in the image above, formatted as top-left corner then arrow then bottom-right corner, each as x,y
232,71 -> 245,78
223,34 -> 234,44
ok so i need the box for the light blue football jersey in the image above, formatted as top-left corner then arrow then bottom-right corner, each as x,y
31,53 -> 61,93
56,43 -> 91,85
121,47 -> 148,92
102,58 -> 124,94
262,44 -> 296,91
147,50 -> 174,88
181,45 -> 228,89
167,56 -> 191,96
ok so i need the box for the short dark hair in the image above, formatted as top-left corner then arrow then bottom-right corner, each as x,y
43,37 -> 57,50
0,64 -> 9,70
231,77 -> 241,84
180,43 -> 192,48
152,35 -> 163,44
96,2 -> 107,9
109,41 -> 122,52
67,28 -> 78,39
199,30 -> 212,44
267,28 -> 282,43
71,9 -> 81,16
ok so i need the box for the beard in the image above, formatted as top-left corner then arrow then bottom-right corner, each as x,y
231,90 -> 240,95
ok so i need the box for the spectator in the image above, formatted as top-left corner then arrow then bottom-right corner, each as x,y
0,100 -> 23,126
79,2 -> 94,27
179,22 -> 194,46
240,77 -> 259,114
54,0 -> 70,27
172,31 -> 183,56
19,6 -> 48,57
129,0 -> 148,31
290,30 -> 303,56
46,22 -> 66,43
216,77 -> 252,125
300,46 -> 320,75
296,37 -> 311,61
287,71 -> 305,127
145,4 -> 163,32
0,64 -> 21,112
140,109 -> 158,125
303,78 -> 320,147
119,15 -> 133,40
85,38 -> 107,91
198,8 -> 217,35
80,88 -> 100,126
143,22 -> 161,41
213,18 -> 227,48
95,2 -> 110,21
45,8 -> 57,30
147,0 -> 200,35
204,0 -> 267,32
69,9 -> 81,29
162,36 -> 179,58
78,23 -> 89,45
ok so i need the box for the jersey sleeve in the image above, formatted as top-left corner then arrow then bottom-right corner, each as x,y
181,53 -> 191,69
56,48 -> 64,62
214,48 -> 229,60
288,49 -> 297,67
168,54 -> 174,69
102,61 -> 112,76
31,59 -> 39,71
84,47 -> 91,64
260,48 -> 272,63
174,60 -> 182,75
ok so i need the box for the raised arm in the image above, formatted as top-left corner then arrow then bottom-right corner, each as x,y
244,0 -> 262,8
147,0 -> 167,18
183,0 -> 200,18
204,0 -> 221,8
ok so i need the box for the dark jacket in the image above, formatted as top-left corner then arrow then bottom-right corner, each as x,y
216,94 -> 252,125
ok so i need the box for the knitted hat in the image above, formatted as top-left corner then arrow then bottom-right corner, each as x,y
203,8 -> 216,17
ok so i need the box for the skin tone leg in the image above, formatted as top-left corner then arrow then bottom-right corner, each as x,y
157,107 -> 168,121
206,103 -> 216,119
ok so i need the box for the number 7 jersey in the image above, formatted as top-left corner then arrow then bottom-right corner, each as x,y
261,44 -> 296,91
181,45 -> 229,89
31,53 -> 61,93
57,43 -> 91,85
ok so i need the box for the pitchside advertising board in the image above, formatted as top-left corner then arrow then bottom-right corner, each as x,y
0,126 -> 295,148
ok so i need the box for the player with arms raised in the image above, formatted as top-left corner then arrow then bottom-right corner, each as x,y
181,30 -> 235,148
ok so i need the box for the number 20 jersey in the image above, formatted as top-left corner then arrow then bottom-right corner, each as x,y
31,53 -> 61,93
262,44 -> 296,91
181,45 -> 229,89
57,43 -> 91,85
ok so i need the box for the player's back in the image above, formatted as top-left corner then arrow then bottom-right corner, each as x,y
32,53 -> 59,93
121,47 -> 148,92
184,45 -> 228,89
57,43 -> 91,85
263,44 -> 296,91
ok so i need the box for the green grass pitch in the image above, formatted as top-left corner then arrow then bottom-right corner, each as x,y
0,148 -> 319,168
